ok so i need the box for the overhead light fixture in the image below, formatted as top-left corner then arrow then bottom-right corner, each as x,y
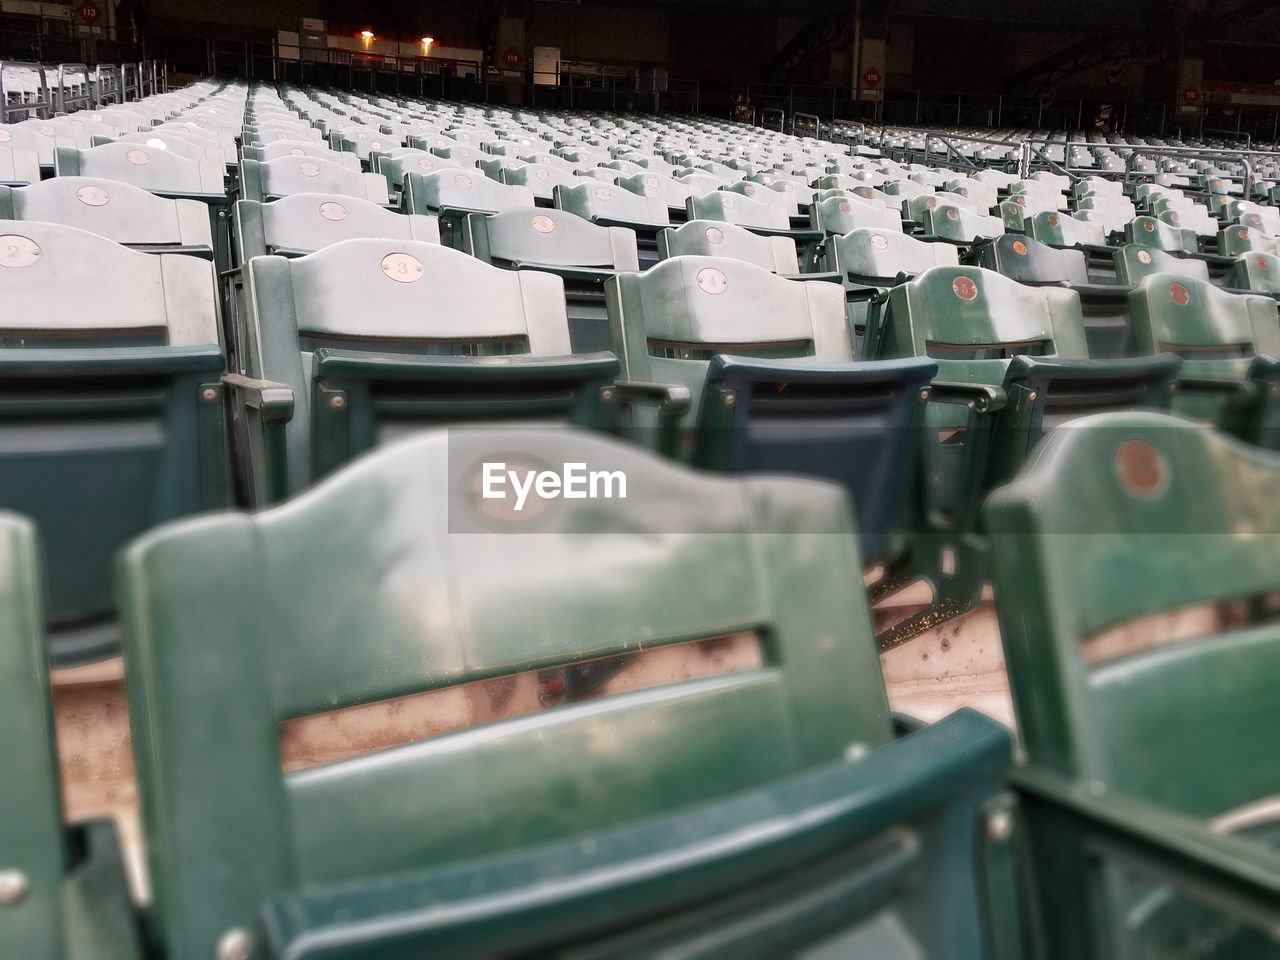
421,36 -> 434,45
360,30 -> 374,39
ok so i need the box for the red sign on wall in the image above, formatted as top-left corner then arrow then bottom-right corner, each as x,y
502,47 -> 522,69
1183,86 -> 1199,104
77,1 -> 100,23
863,67 -> 882,88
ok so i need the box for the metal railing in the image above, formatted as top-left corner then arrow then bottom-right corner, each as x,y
54,62 -> 94,113
0,60 -> 52,120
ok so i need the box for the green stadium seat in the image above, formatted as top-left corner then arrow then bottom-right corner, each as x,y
1219,225 -> 1279,259
400,168 -> 535,248
240,140 -> 360,168
606,255 -> 936,564
811,194 -> 904,235
0,176 -> 213,257
238,155 -> 390,205
55,142 -> 224,196
1228,252 -> 1280,295
230,238 -> 618,505
918,203 -> 1004,246
0,513 -> 141,958
1026,209 -> 1108,250
231,194 -> 440,261
1127,274 -> 1280,447
659,218 -> 802,274
371,150 -> 445,197
971,234 -> 1088,285
0,221 -> 231,662
1125,215 -> 1198,255
119,426 -> 1015,960
863,265 -> 1179,643
463,207 -> 639,353
554,181 -> 671,267
986,411 -> 1280,960
822,227 -> 959,351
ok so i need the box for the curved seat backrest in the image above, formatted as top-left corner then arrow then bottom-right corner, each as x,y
234,194 -> 440,260
659,219 -> 798,273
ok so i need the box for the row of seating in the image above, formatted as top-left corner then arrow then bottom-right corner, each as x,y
6,408 -> 1278,959
3,75 -> 1279,960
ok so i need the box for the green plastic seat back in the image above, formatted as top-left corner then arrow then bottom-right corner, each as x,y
684,191 -> 788,230
1072,176 -> 1125,199
812,195 -> 902,234
242,155 -> 389,205
1218,224 -> 1278,258
554,181 -> 670,228
1126,273 -> 1280,360
469,207 -> 638,269
1026,210 -> 1106,249
505,162 -> 594,202
0,220 -> 227,660
828,226 -> 958,282
375,150 -> 444,193
233,194 -> 440,261
403,167 -> 535,215
943,177 -> 997,209
725,179 -> 799,218
243,123 -> 320,146
973,234 -> 1089,285
882,178 -> 934,200
1228,252 -> 1280,294
615,171 -> 692,211
0,120 -> 59,165
104,131 -> 223,163
121,427 -> 891,959
920,203 -> 1005,243
0,514 -> 66,957
1124,215 -> 1197,254
986,411 -> 1280,816
241,140 -> 358,166
659,219 -> 797,273
0,176 -> 211,251
243,238 -> 595,494
54,143 -> 224,194
1113,244 -> 1209,285
607,255 -> 851,426
876,265 -> 1089,361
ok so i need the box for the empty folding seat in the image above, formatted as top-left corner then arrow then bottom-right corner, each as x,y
97,129 -> 227,165
401,168 -> 535,248
723,179 -> 802,223
1226,200 -> 1280,236
657,218 -> 834,289
242,122 -> 323,145
463,208 -> 639,353
232,194 -> 439,263
55,141 -> 224,195
1113,244 -> 1210,285
0,120 -> 63,168
1228,251 -> 1280,295
0,176 -> 213,257
972,234 -> 1089,285
918,202 -> 1004,246
1151,199 -> 1218,238
119,425 -> 1015,960
972,168 -> 1020,190
555,181 -> 670,267
239,154 -> 390,206
1070,175 -> 1126,200
863,265 -> 1178,643
607,255 -> 936,563
615,171 -> 695,219
328,125 -> 400,159
986,411 -> 1280,960
373,150 -> 448,197
823,227 -> 959,352
240,138 -> 355,166
999,194 -> 1062,232
1072,196 -> 1135,235
1027,209 -> 1108,249
230,239 -> 617,504
1127,274 -> 1280,447
0,221 -> 230,662
811,194 -> 903,235
1218,224 -> 1278,258
0,514 -> 140,956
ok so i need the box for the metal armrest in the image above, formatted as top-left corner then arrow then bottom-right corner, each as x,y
221,372 -> 294,422
612,379 -> 692,419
